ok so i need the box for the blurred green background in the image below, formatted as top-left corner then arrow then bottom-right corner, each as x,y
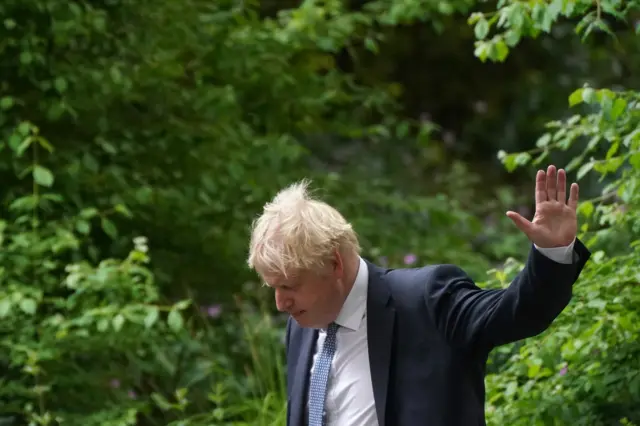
1,0 -> 639,425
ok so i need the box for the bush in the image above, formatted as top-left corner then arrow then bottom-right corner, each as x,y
474,0 -> 640,423
0,125 -> 288,425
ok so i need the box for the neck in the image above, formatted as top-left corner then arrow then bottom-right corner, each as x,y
340,254 -> 360,299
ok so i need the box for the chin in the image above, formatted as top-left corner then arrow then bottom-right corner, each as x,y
291,311 -> 322,328
292,317 -> 317,328
294,321 -> 315,328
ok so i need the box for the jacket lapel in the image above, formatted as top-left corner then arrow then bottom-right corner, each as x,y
289,325 -> 318,426
365,261 -> 395,426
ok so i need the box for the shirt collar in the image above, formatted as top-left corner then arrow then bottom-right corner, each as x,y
334,256 -> 368,331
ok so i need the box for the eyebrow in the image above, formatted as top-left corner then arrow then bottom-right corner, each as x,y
266,280 -> 298,289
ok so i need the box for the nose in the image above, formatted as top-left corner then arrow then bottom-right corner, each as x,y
274,288 -> 292,312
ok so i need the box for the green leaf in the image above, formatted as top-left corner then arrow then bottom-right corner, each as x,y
112,314 -> 125,331
503,30 -> 520,47
151,392 -> 174,411
0,96 -> 14,110
568,88 -> 583,106
97,318 -> 109,332
16,136 -> 34,157
101,217 -> 118,239
536,133 -> 551,148
167,309 -> 184,332
80,207 -> 99,218
578,200 -> 594,217
610,98 -> 626,120
173,300 -> 191,310
503,154 -> 517,171
0,299 -> 11,317
37,136 -> 54,153
19,51 -> 32,64
76,220 -> 91,235
594,157 -> 624,174
581,87 -> 596,104
54,77 -> 68,93
33,165 -> 54,187
364,37 -> 378,53
566,155 -> 583,171
532,150 -> 549,165
114,203 -> 133,218
17,121 -> 32,136
577,162 -> 594,179
606,142 -> 619,159
628,152 -> 640,169
467,12 -> 484,25
493,39 -> 509,61
474,19 -> 490,39
474,41 -> 490,62
144,307 -> 159,329
19,298 -> 37,315
527,363 -> 541,378
586,136 -> 599,152
395,121 -> 410,139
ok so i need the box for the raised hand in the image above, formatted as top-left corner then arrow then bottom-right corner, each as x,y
506,165 -> 579,248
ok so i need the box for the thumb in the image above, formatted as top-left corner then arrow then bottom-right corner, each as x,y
505,211 -> 534,236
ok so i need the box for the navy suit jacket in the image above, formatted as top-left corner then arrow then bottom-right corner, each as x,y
285,240 -> 591,426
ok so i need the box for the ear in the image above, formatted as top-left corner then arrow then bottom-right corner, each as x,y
333,249 -> 345,279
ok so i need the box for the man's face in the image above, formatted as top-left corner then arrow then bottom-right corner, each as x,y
261,255 -> 346,328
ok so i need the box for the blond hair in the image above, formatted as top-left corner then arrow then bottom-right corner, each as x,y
247,179 -> 360,277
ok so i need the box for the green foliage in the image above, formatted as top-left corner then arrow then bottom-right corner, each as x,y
469,0 -> 640,63
1,0 -> 504,424
478,0 -> 640,424
0,128 -> 287,425
0,0 -> 511,304
1,0 -> 637,423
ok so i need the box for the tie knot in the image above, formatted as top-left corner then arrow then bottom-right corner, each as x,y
327,322 -> 339,336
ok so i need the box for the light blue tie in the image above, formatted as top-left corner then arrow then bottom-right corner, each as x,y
308,322 -> 339,426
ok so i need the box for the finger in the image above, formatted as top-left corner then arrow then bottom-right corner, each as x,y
535,170 -> 547,205
506,211 -> 535,236
567,183 -> 579,210
546,165 -> 557,201
557,168 -> 567,203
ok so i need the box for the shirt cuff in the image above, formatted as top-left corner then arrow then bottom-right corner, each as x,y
534,238 -> 575,264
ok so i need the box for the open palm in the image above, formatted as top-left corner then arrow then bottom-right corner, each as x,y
506,165 -> 579,248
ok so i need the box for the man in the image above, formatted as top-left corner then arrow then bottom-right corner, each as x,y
247,165 -> 590,426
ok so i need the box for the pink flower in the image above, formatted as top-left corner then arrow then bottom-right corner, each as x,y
109,379 -> 120,389
559,366 -> 568,376
201,304 -> 222,318
404,254 -> 417,265
128,390 -> 137,399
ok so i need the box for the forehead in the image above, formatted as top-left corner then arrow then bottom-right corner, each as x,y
261,269 -> 318,288
260,270 -> 296,288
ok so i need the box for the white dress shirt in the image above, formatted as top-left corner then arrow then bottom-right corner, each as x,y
308,241 -> 575,426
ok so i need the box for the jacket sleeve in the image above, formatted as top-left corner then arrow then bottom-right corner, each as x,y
424,238 -> 591,351
285,317 -> 292,425
285,317 -> 292,383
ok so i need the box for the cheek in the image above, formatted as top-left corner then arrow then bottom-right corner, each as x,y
315,282 -> 336,303
300,285 -> 323,306
299,275 -> 335,306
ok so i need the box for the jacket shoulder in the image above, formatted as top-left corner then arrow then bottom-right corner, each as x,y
384,263 -> 469,293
